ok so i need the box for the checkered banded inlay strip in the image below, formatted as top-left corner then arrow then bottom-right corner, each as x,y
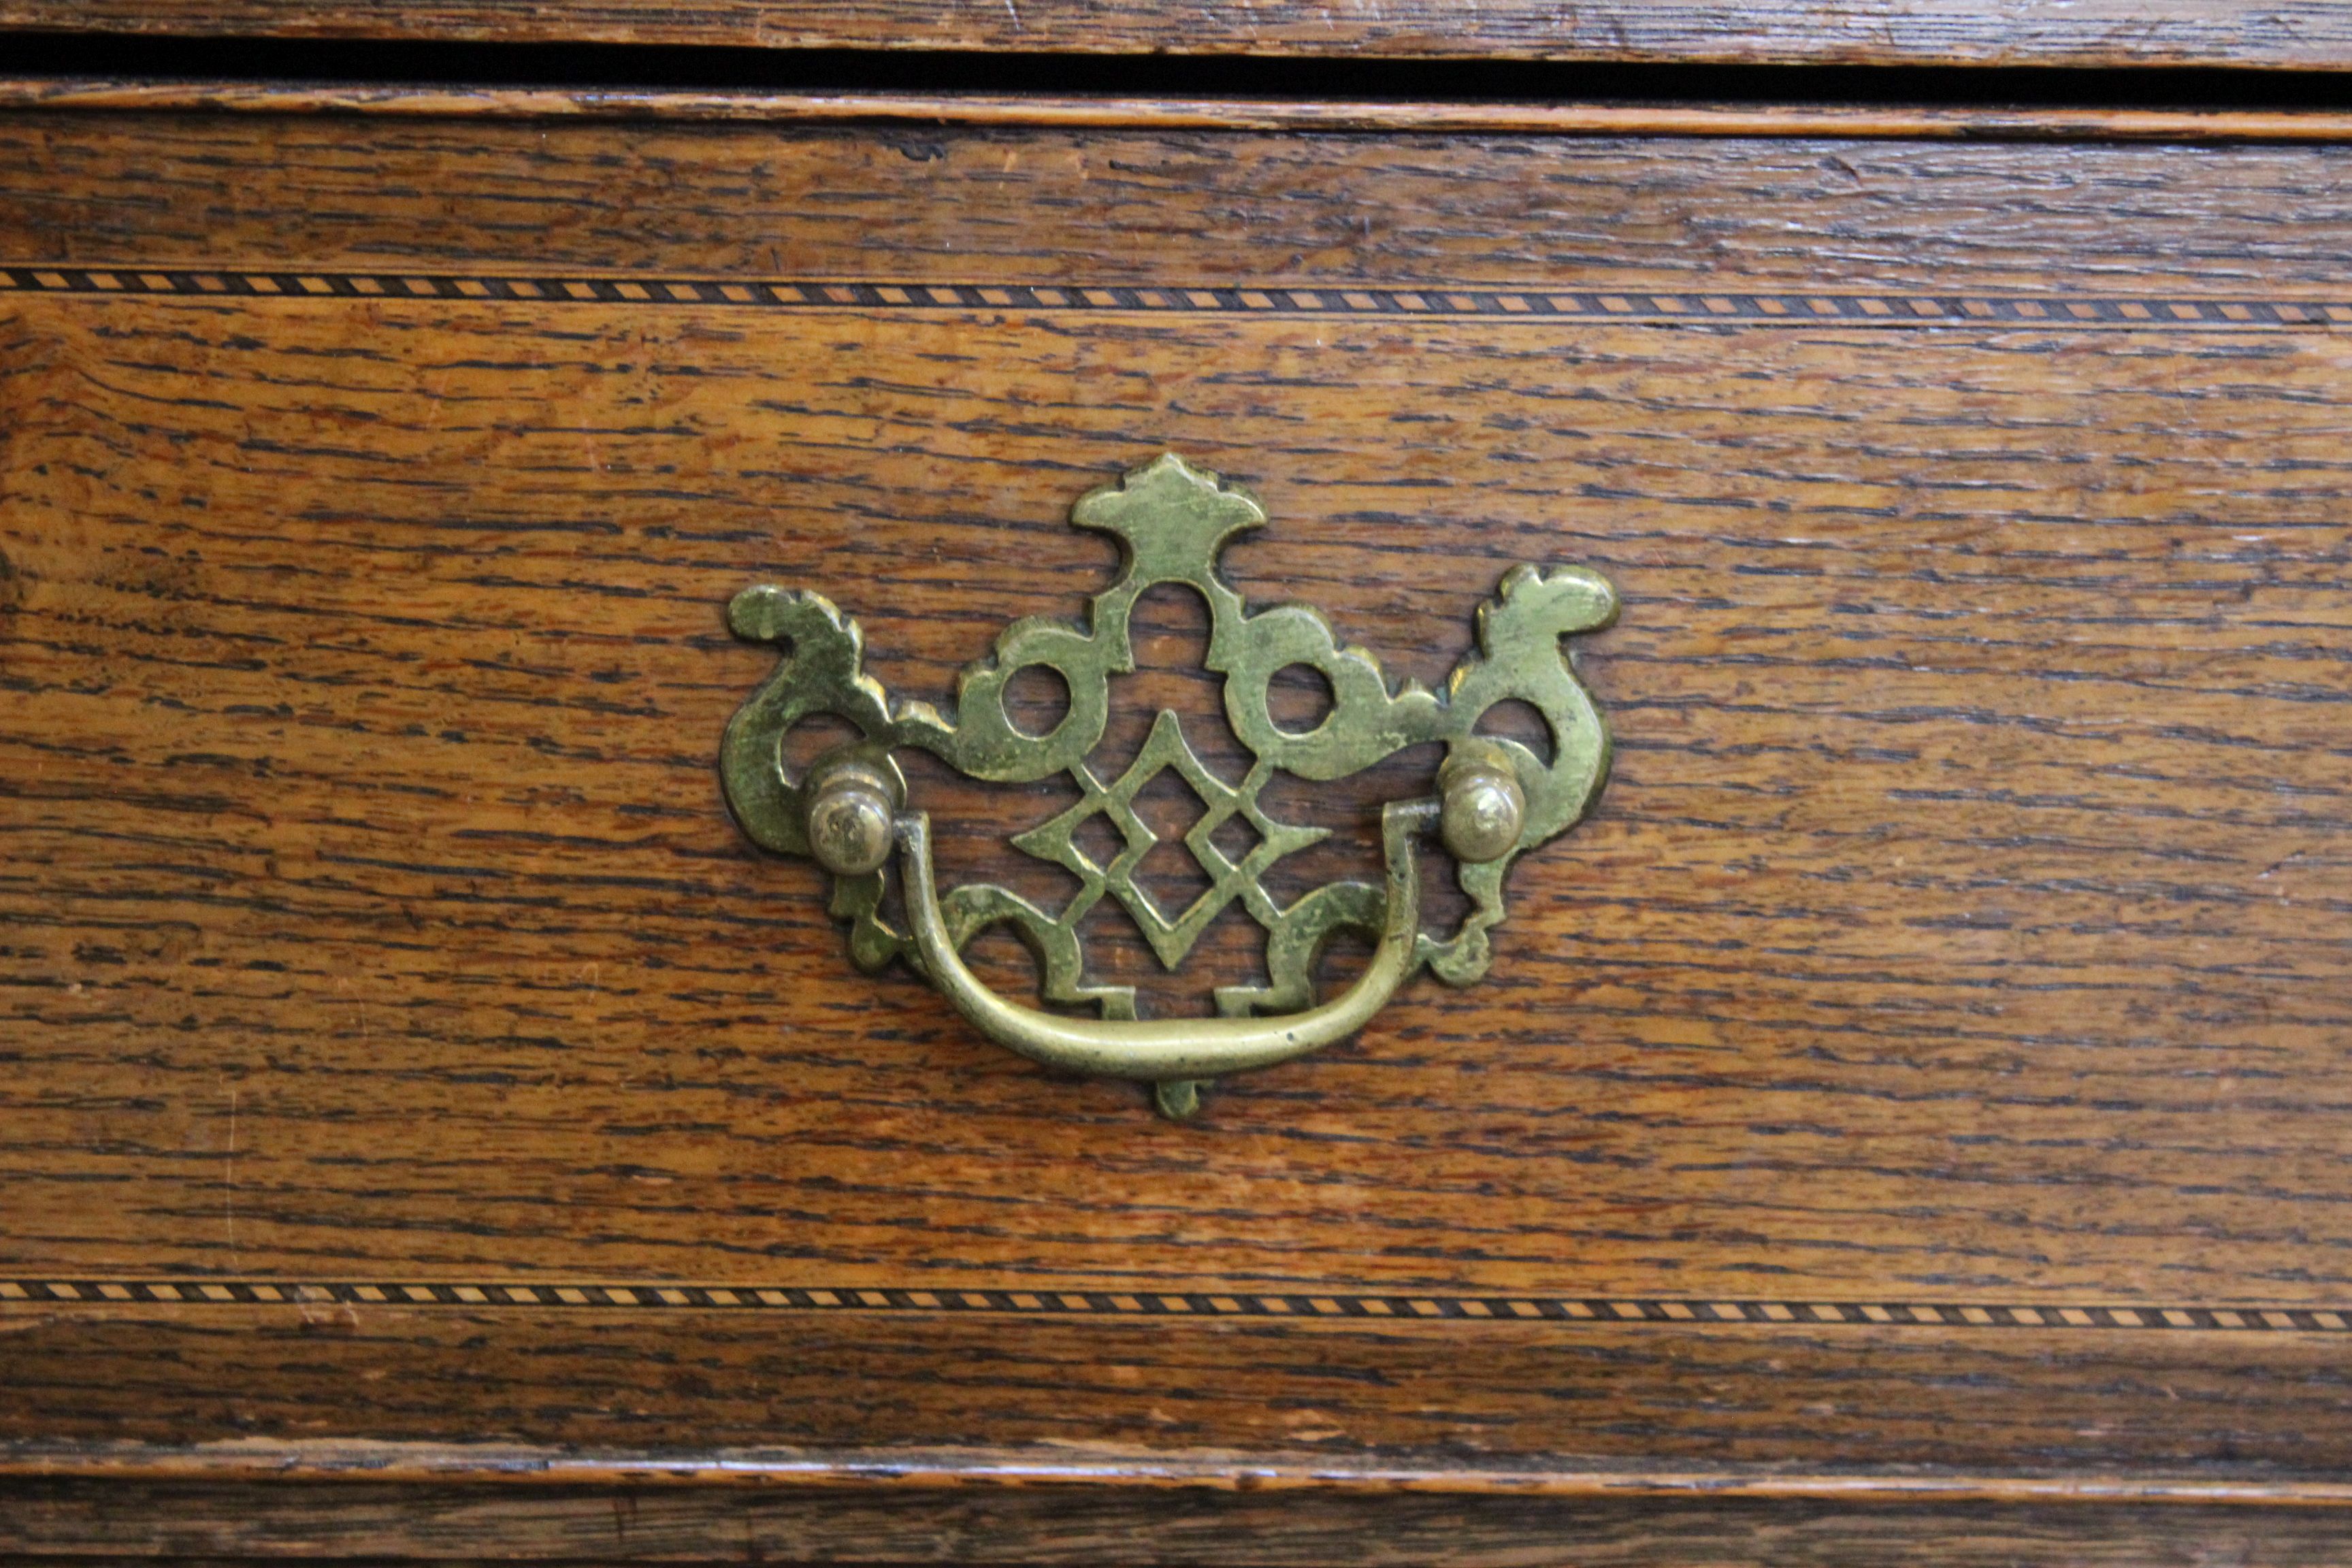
1,267 -> 2346,328
5,1281 -> 2346,1331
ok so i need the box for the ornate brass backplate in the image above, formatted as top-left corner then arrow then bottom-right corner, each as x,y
721,454 -> 1616,1118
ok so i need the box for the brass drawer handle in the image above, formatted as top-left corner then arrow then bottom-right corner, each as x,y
894,800 -> 1435,1106
721,454 -> 1616,1119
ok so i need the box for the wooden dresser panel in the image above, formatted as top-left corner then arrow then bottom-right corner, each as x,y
5,0 -> 2352,67
1,105 -> 2350,1529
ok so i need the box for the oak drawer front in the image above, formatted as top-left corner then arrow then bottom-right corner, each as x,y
7,0 -> 2352,69
2,105 -> 2349,1483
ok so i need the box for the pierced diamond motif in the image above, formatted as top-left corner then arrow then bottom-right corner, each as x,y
1129,778 -> 1215,928
1014,709 -> 1326,971
1066,813 -> 1130,879
1205,813 -> 1264,872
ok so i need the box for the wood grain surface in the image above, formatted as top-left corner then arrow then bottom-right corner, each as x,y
7,278 -> 2352,1301
18,80 -> 2352,143
5,0 -> 2352,69
10,1304 -> 2352,1471
3,108 -> 2352,1506
19,114 -> 2352,299
14,1475 -> 2352,1565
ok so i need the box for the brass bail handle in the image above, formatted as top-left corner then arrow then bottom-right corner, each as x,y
719,453 -> 1616,1120
798,753 -> 1526,1092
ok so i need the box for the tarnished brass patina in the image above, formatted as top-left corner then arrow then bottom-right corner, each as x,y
803,760 -> 900,878
721,453 -> 1616,1118
1438,740 -> 1529,866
